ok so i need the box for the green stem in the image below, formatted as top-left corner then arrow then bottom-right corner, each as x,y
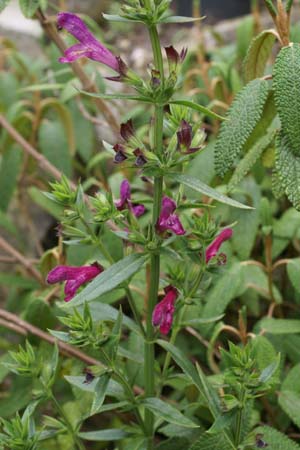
234,387 -> 247,447
49,390 -> 84,450
144,22 -> 165,450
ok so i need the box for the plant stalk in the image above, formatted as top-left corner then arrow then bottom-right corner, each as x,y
144,19 -> 165,450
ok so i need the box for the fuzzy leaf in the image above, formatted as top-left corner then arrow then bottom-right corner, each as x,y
62,254 -> 148,308
215,79 -> 269,177
279,391 -> 300,428
253,426 -> 300,450
188,432 -> 233,450
228,128 -> 276,191
274,43 -> 300,155
170,173 -> 253,209
275,131 -> 300,210
243,29 -> 278,82
141,398 -> 199,428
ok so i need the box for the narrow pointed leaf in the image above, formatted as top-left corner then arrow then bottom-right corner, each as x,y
169,173 -> 253,209
90,373 -> 111,415
79,429 -> 130,441
62,254 -> 148,308
169,100 -> 225,121
141,398 -> 199,428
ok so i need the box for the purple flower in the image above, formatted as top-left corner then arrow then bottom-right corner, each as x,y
177,120 -> 201,154
47,262 -> 103,302
152,286 -> 179,335
120,119 -> 135,142
115,179 -> 145,218
156,197 -> 185,236
205,228 -> 233,264
165,46 -> 187,70
57,12 -> 123,73
113,144 -> 127,163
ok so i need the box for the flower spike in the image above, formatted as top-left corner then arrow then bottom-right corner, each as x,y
152,286 -> 179,335
156,197 -> 185,235
47,262 -> 103,302
205,228 -> 233,263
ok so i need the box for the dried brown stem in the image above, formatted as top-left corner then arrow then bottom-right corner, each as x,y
35,9 -> 119,133
0,237 -> 44,285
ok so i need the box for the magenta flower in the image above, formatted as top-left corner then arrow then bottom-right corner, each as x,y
47,262 -> 103,302
115,179 -> 145,218
205,228 -> 233,264
156,197 -> 185,236
57,12 -> 123,73
165,46 -> 187,70
152,286 -> 179,335
177,120 -> 201,154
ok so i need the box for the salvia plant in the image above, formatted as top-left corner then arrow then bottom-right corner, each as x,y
2,0 -> 300,449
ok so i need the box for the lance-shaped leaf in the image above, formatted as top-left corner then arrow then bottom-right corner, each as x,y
169,99 -> 225,121
169,173 -> 253,209
274,43 -> 300,156
79,429 -> 130,441
215,78 -> 269,177
259,318 -> 300,334
62,254 -> 148,308
253,426 -> 300,450
90,373 -> 111,416
141,398 -> 199,428
243,29 -> 278,82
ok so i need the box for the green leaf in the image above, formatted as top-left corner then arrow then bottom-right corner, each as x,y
228,129 -> 276,192
28,187 -> 64,220
275,131 -> 300,210
215,78 -> 269,177
64,375 -> 124,399
243,29 -> 277,82
169,173 -> 253,209
259,318 -> 300,334
19,83 -> 63,92
0,0 -> 11,13
253,426 -> 300,450
62,254 -> 148,308
287,258 -> 300,293
279,391 -> 300,428
19,0 -> 40,17
286,0 -> 294,12
141,398 -> 198,428
195,363 -> 220,418
157,340 -> 200,389
79,428 -> 130,441
188,432 -> 233,450
158,15 -> 203,24
259,355 -> 280,383
102,13 -> 143,23
0,145 -> 22,211
169,100 -> 225,121
90,373 -> 111,415
274,43 -> 300,155
38,120 -> 72,178
80,90 -> 154,103
237,16 -> 254,60
0,209 -> 17,235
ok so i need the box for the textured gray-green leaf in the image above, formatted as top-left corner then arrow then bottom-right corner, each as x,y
253,426 -> 300,450
228,128 -> 276,191
274,43 -> 300,155
244,29 -> 277,82
188,432 -> 232,450
215,78 -> 269,177
275,131 -> 300,210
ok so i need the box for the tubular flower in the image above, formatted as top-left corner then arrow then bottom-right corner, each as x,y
57,12 -> 124,73
177,120 -> 202,154
152,286 -> 179,335
165,46 -> 187,71
47,262 -> 103,302
156,197 -> 185,235
115,179 -> 145,218
205,228 -> 233,264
